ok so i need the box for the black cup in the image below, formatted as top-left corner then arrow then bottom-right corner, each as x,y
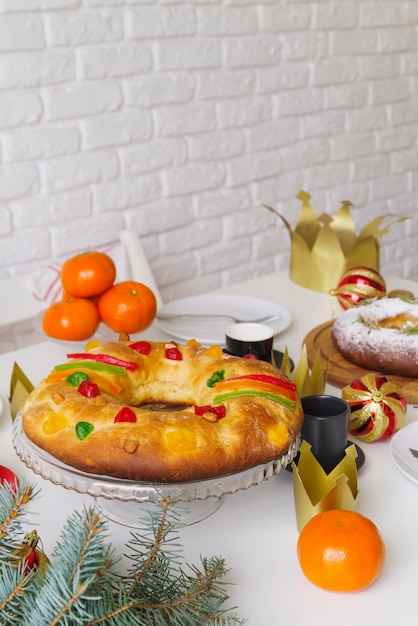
301,395 -> 350,474
225,322 -> 274,362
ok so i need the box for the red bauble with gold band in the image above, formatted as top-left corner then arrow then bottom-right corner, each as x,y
330,266 -> 387,310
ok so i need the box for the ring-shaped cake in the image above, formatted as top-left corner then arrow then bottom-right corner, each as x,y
331,297 -> 418,378
21,339 -> 303,483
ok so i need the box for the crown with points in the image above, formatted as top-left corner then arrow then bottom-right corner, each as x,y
280,345 -> 328,397
266,191 -> 408,293
292,440 -> 359,532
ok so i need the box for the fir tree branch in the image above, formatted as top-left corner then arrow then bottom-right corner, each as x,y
30,506 -> 118,625
49,584 -> 87,626
86,558 -> 231,625
0,567 -> 29,615
127,495 -> 171,597
0,484 -> 246,625
68,509 -> 108,587
48,560 -> 116,626
0,484 -> 33,543
138,557 -> 226,611
85,598 -> 143,625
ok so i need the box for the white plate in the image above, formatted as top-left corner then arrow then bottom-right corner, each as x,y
155,294 -> 292,345
390,421 -> 418,483
0,395 -> 3,418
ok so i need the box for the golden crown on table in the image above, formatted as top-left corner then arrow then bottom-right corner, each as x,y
265,191 -> 409,293
292,440 -> 359,532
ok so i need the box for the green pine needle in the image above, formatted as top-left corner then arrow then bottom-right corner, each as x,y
0,485 -> 246,625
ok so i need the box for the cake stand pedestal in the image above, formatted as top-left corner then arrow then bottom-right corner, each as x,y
95,496 -> 223,528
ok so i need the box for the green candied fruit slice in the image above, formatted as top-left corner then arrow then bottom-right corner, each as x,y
53,361 -> 126,376
66,371 -> 90,387
213,390 -> 296,411
75,421 -> 94,440
207,370 -> 225,388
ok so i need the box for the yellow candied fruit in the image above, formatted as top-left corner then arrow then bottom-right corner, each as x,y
42,414 -> 70,435
267,424 -> 288,447
187,338 -> 201,346
164,429 -> 198,454
85,339 -> 101,351
205,344 -> 224,358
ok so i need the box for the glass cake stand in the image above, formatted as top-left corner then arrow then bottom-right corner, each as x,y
13,412 -> 300,528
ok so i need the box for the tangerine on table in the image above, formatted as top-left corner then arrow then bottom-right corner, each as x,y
98,280 -> 157,334
297,509 -> 386,592
42,298 -> 100,341
61,251 -> 116,298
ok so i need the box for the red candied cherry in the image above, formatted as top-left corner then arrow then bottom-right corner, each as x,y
129,341 -> 152,355
114,407 -> 137,423
165,343 -> 182,360
194,405 -> 226,419
78,380 -> 100,398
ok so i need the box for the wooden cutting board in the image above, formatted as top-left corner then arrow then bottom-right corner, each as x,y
303,320 -> 418,404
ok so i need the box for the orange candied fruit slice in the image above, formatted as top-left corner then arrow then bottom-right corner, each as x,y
164,429 -> 198,454
42,413 -> 70,435
85,339 -> 101,351
205,344 -> 224,358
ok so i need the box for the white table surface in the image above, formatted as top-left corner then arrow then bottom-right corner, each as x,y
1,269 -> 418,626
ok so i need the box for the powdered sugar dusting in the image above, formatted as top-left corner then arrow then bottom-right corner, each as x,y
331,297 -> 418,377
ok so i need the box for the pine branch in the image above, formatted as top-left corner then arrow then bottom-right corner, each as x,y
68,510 -> 105,585
0,564 -> 32,624
127,495 -> 171,597
117,498 -> 243,625
0,483 -> 37,556
86,557 -> 233,625
27,507 -> 118,625
0,483 -> 246,625
134,557 -> 229,613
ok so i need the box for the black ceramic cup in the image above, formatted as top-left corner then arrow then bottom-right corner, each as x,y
301,395 -> 350,474
225,322 -> 274,362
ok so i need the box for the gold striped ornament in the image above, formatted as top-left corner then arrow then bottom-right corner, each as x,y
342,373 -> 406,443
330,266 -> 386,310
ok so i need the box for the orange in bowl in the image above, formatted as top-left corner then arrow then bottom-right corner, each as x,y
42,298 -> 100,341
98,280 -> 157,334
61,251 -> 116,298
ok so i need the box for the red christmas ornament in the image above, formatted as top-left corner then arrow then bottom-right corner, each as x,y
0,465 -> 19,494
330,266 -> 386,310
342,373 -> 406,443
14,530 -> 50,575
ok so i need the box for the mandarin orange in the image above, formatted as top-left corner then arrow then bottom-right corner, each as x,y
42,298 -> 100,341
98,280 -> 157,334
297,509 -> 386,592
61,251 -> 116,298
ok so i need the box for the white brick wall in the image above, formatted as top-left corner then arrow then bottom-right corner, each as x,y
1,0 -> 418,305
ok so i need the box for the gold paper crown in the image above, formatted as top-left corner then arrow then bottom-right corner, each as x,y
9,362 -> 34,420
292,440 -> 358,532
266,191 -> 409,293
280,345 -> 328,397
